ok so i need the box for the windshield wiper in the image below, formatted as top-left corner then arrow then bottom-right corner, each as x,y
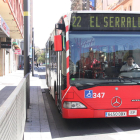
105,76 -> 137,83
75,80 -> 139,90
118,76 -> 125,82
118,76 -> 140,84
130,68 -> 140,71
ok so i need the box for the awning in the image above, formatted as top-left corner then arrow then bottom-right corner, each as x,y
0,15 -> 10,37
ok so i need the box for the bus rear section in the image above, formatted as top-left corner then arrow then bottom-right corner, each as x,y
48,11 -> 140,119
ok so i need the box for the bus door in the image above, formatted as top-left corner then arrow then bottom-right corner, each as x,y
56,51 -> 62,109
48,41 -> 52,88
56,36 -> 67,111
46,42 -> 50,86
49,42 -> 57,98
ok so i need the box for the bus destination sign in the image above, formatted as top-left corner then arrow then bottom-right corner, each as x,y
70,13 -> 140,31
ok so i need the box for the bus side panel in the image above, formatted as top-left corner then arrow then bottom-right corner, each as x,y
46,42 -> 49,86
50,69 -> 57,99
49,43 -> 57,99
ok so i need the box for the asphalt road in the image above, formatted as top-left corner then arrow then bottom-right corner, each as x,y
37,66 -> 140,140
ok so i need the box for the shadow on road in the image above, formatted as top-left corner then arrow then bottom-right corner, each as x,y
43,89 -> 140,139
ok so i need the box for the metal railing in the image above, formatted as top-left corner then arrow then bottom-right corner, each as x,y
0,73 -> 30,140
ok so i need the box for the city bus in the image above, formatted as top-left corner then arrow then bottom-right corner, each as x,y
46,11 -> 140,119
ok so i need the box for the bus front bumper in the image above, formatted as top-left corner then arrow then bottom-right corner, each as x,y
62,108 -> 140,119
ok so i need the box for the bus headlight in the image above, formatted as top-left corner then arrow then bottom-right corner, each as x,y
63,102 -> 86,109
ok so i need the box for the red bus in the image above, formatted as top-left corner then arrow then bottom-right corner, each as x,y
46,11 -> 140,119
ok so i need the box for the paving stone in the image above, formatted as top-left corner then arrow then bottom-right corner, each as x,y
24,70 -> 52,140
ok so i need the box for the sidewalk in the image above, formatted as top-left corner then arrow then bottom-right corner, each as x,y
24,69 -> 52,140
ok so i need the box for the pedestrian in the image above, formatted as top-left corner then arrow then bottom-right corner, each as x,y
19,64 -> 21,70
37,63 -> 38,68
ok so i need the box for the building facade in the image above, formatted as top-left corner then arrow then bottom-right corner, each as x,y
0,0 -> 24,76
0,0 -> 33,75
71,0 -> 90,10
95,0 -> 119,10
107,0 -> 140,11
96,0 -> 140,11
29,0 -> 33,58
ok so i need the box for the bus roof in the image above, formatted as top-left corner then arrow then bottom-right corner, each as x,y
70,10 -> 140,14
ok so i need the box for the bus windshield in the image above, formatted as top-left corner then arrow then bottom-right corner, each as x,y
69,31 -> 140,88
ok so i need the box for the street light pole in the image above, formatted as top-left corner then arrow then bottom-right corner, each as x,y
24,0 -> 30,75
24,0 -> 30,114
32,28 -> 34,76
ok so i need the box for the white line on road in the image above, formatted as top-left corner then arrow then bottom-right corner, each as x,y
104,119 -> 124,133
104,119 -> 139,140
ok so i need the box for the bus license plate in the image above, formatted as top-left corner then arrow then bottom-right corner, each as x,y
105,112 -> 127,117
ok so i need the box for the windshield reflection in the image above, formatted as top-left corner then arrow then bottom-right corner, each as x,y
69,32 -> 140,87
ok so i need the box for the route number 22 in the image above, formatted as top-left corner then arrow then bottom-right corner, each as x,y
93,93 -> 105,98
72,16 -> 81,27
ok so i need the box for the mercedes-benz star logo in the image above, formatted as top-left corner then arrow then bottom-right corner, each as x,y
111,96 -> 122,107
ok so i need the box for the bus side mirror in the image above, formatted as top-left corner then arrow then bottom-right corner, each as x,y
54,35 -> 62,51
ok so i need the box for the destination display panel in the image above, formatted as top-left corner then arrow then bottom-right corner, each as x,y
70,13 -> 140,31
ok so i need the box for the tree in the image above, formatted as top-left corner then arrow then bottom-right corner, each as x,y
34,49 -> 41,63
37,52 -> 45,64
